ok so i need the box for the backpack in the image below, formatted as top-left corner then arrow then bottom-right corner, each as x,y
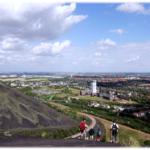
97,130 -> 101,136
80,122 -> 86,130
112,124 -> 117,131
89,129 -> 94,135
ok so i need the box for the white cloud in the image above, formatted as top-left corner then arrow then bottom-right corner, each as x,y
32,40 -> 71,56
94,52 -> 101,56
116,3 -> 150,15
109,29 -> 124,34
125,56 -> 139,62
91,39 -> 117,50
0,2 -> 88,41
0,37 -> 28,51
98,39 -> 116,46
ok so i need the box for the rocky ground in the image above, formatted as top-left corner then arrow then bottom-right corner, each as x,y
0,135 -> 123,147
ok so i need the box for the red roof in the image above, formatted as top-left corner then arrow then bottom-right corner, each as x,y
139,111 -> 144,113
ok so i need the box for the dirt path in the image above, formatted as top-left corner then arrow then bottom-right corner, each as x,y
65,112 -> 96,139
80,112 -> 150,137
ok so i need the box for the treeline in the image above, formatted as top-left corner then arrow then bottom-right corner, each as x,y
17,87 -> 37,97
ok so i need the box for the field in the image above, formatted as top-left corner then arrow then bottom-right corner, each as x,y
26,78 -> 50,81
0,78 -> 25,82
69,87 -> 137,104
69,88 -> 80,95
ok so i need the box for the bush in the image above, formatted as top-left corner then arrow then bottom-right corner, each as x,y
127,136 -> 140,147
101,135 -> 106,142
144,140 -> 150,146
37,130 -> 42,137
45,132 -> 53,138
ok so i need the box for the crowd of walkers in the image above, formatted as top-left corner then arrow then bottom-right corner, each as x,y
79,118 -> 119,143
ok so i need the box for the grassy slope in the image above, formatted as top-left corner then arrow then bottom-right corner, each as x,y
0,83 -> 78,131
93,116 -> 150,145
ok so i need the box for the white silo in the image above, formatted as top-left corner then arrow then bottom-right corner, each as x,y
91,80 -> 97,93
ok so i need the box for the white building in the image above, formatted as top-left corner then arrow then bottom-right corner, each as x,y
11,83 -> 17,86
91,80 -> 97,93
88,101 -> 100,107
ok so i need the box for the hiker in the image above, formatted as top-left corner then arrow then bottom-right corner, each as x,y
89,127 -> 95,140
80,118 -> 88,140
110,120 -> 119,143
96,128 -> 101,141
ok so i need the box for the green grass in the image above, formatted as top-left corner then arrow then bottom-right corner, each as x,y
69,88 -> 80,95
26,78 -> 49,81
98,118 -> 150,145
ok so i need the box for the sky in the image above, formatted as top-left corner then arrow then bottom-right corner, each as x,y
0,2 -> 150,72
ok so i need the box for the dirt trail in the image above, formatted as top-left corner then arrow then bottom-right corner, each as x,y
65,112 -> 96,139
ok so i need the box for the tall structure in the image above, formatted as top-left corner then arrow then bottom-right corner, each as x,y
91,80 -> 97,93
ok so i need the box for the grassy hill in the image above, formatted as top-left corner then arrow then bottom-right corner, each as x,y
0,83 -> 77,131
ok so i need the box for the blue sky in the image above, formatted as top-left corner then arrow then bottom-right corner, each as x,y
0,2 -> 150,72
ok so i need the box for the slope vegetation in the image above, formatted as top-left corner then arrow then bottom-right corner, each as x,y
0,83 -> 77,131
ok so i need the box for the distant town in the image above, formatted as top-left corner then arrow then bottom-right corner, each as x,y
1,72 -> 150,120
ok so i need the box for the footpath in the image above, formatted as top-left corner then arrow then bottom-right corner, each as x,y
65,112 -> 97,139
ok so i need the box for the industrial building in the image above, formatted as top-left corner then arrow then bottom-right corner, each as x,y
80,80 -> 99,96
80,80 -> 115,101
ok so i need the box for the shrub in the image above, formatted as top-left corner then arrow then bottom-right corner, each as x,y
37,130 -> 42,137
101,135 -> 106,142
144,140 -> 150,146
45,132 -> 53,138
127,136 -> 140,147
41,132 -> 46,138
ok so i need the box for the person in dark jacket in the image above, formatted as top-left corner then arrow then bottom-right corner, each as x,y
89,127 -> 95,140
110,120 -> 119,143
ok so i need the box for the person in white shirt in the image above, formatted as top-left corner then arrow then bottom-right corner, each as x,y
110,120 -> 119,143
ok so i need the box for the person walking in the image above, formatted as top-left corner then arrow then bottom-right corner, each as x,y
110,120 -> 119,143
80,118 -> 88,140
96,128 -> 101,141
89,127 -> 95,140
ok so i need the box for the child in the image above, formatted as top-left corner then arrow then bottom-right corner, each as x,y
96,128 -> 101,141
